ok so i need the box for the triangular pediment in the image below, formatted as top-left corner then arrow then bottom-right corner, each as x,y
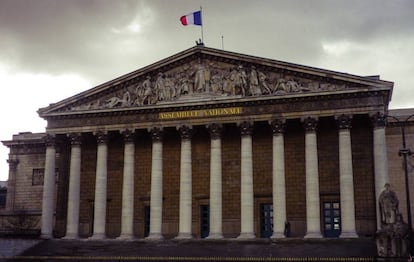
38,45 -> 393,117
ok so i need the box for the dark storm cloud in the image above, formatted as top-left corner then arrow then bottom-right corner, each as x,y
0,0 -> 144,81
0,0 -> 413,85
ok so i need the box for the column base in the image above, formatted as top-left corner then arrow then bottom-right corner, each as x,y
206,233 -> 224,239
175,233 -> 193,239
237,232 -> 255,239
270,232 -> 286,239
146,233 -> 164,240
40,233 -> 53,240
339,231 -> 358,238
62,233 -> 79,240
117,234 -> 136,240
304,232 -> 323,238
88,233 -> 106,240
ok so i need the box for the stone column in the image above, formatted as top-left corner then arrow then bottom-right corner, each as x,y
371,112 -> 390,230
64,133 -> 82,239
147,127 -> 164,240
270,118 -> 287,238
176,125 -> 193,239
336,115 -> 358,238
90,131 -> 108,239
302,117 -> 322,238
207,123 -> 224,239
237,121 -> 255,239
41,134 -> 56,239
118,130 -> 135,239
5,158 -> 18,211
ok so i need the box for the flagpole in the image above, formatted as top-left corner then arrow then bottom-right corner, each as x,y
200,6 -> 204,44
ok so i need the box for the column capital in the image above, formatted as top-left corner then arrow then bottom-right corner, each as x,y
371,112 -> 387,129
177,125 -> 193,140
95,131 -> 108,144
269,118 -> 286,135
7,159 -> 19,172
207,123 -> 223,140
336,114 -> 353,130
68,133 -> 82,146
302,116 -> 318,132
149,127 -> 163,142
122,129 -> 135,143
238,121 -> 253,136
44,134 -> 56,147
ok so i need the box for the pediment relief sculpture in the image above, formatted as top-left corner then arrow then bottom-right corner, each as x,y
69,59 -> 351,112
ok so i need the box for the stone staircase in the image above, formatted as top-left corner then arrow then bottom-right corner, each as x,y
3,238 -> 381,261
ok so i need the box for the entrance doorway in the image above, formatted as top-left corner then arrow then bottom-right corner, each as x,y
323,201 -> 341,237
200,205 -> 209,238
260,203 -> 273,238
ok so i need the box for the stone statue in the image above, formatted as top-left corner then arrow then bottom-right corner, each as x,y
376,183 -> 410,258
379,183 -> 399,225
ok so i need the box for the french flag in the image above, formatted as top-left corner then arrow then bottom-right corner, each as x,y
180,10 -> 202,26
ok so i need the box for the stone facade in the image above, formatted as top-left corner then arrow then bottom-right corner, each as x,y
2,45 -> 409,241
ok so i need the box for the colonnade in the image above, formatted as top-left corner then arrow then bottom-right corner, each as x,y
40,114 -> 389,239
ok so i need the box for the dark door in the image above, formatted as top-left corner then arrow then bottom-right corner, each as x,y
260,203 -> 273,238
323,201 -> 341,237
200,205 -> 209,238
144,206 -> 150,237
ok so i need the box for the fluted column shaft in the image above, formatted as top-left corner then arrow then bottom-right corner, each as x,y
119,130 -> 135,239
337,115 -> 358,238
372,113 -> 390,230
90,132 -> 108,239
238,121 -> 255,239
65,133 -> 82,239
176,125 -> 193,239
303,117 -> 322,238
147,127 -> 164,240
207,123 -> 223,239
41,134 -> 56,239
270,119 -> 287,238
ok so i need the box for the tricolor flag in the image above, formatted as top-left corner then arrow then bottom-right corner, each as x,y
180,10 -> 202,26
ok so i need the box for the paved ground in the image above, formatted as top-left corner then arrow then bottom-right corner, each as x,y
1,237 -> 385,261
0,238 -> 41,257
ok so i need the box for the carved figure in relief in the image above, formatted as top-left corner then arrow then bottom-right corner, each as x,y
223,72 -> 235,95
194,63 -> 210,93
274,78 -> 289,93
105,91 -> 131,108
138,76 -> 153,105
258,71 -> 272,94
286,79 -> 302,92
210,70 -> 223,94
155,73 -> 165,101
234,65 -> 247,96
249,66 -> 261,96
176,73 -> 192,96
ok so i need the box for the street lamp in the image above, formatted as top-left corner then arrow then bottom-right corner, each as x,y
386,113 -> 414,255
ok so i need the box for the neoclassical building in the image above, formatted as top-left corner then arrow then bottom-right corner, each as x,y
2,45 -> 412,241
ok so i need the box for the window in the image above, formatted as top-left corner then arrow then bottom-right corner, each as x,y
32,168 -> 59,186
32,168 -> 44,185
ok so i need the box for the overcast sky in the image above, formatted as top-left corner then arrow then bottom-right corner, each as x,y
1,0 -> 413,180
